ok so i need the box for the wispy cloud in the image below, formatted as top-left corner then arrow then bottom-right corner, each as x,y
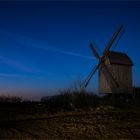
0,73 -> 26,78
0,55 -> 42,73
0,30 -> 95,77
0,30 -> 95,60
24,41 -> 94,60
0,73 -> 46,79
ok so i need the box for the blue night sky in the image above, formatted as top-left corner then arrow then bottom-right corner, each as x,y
0,1 -> 140,100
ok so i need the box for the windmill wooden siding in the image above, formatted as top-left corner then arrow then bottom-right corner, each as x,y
99,51 -> 133,94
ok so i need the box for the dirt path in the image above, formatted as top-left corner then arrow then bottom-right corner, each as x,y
0,111 -> 140,139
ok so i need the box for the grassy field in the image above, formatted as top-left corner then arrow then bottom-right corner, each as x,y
0,102 -> 140,140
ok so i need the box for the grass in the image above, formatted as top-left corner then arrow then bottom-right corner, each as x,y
0,92 -> 140,139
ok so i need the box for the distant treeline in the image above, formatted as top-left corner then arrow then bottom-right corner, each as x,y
0,89 -> 140,112
41,90 -> 140,112
0,95 -> 22,103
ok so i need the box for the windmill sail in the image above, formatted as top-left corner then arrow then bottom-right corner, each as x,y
81,25 -> 124,91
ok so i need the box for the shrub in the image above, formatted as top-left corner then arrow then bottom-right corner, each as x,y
41,91 -> 98,111
0,95 -> 22,103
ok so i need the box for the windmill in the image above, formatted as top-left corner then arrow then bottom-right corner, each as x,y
80,25 -> 133,94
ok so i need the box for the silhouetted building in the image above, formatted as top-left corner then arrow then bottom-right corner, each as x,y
99,51 -> 133,94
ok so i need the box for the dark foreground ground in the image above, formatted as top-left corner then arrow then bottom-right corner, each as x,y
0,103 -> 140,140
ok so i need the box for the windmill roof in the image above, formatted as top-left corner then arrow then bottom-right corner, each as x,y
107,51 -> 133,66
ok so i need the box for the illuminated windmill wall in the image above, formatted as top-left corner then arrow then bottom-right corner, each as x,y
99,51 -> 133,94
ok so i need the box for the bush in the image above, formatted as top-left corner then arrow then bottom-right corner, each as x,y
0,95 -> 22,103
41,91 -> 98,111
73,92 -> 98,110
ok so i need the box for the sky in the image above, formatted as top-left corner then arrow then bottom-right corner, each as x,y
0,1 -> 140,100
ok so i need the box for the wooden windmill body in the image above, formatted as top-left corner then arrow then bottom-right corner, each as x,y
80,26 -> 133,94
99,51 -> 133,94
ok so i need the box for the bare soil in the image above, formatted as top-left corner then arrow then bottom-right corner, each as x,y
0,106 -> 140,140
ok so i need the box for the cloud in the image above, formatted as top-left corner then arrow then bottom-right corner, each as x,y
0,30 -> 96,77
0,73 -> 47,80
0,30 -> 95,60
24,41 -> 95,60
0,73 -> 26,78
0,55 -> 42,73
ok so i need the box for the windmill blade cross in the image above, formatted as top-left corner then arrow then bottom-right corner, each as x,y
81,25 -> 124,91
89,43 -> 100,60
103,25 -> 124,58
80,43 -> 101,90
80,65 -> 98,90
